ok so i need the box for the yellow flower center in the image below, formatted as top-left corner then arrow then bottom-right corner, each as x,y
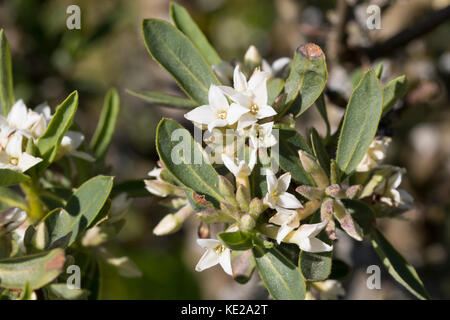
217,110 -> 227,120
10,157 -> 18,166
214,244 -> 225,254
250,103 -> 259,115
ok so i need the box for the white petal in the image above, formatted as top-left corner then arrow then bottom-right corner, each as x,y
248,70 -> 269,93
17,152 -> 42,172
218,248 -> 233,275
237,113 -> 257,130
276,224 -> 295,244
7,100 -> 28,129
195,249 -> 220,272
184,105 -> 216,125
222,153 -> 239,176
209,85 -> 229,111
296,221 -> 328,238
277,172 -> 291,192
65,131 -> 85,150
298,237 -> 333,253
230,92 -> 252,108
233,66 -> 247,92
5,134 -> 23,158
256,105 -> 277,119
278,192 -> 302,209
197,238 -> 221,249
247,147 -> 257,171
265,169 -> 277,193
219,85 -> 239,97
227,103 -> 249,125
207,119 -> 228,132
271,57 -> 290,74
269,212 -> 290,226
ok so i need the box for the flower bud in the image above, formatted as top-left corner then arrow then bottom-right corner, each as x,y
218,175 -> 236,199
325,184 -> 346,199
153,214 -> 180,236
296,185 -> 324,200
248,198 -> 265,218
244,45 -> 262,70
346,185 -> 362,199
239,214 -> 256,232
299,151 -> 329,188
197,222 -> 210,239
236,185 -> 251,211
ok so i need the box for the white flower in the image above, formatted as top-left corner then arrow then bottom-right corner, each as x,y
57,131 -> 95,162
195,238 -> 232,275
248,121 -> 277,149
221,66 -> 277,130
285,220 -> 333,253
221,147 -> 257,178
269,210 -> 300,244
263,169 -> 302,214
0,100 -> 46,139
314,280 -> 345,300
356,137 -> 391,172
0,123 -> 15,149
374,166 -> 413,208
184,85 -> 248,132
144,164 -> 185,198
0,133 -> 42,172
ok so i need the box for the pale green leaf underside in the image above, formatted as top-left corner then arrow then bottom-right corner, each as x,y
127,90 -> 197,110
0,29 -> 14,116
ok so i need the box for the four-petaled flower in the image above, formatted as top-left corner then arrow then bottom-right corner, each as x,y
184,85 -> 248,132
264,169 -> 302,214
195,238 -> 232,275
0,133 -> 42,172
285,220 -> 333,253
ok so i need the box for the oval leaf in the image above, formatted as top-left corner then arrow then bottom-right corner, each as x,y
253,240 -> 306,300
336,71 -> 383,176
218,231 -> 253,250
0,29 -> 14,116
142,19 -> 219,104
0,248 -> 65,290
127,90 -> 197,110
0,169 -> 30,187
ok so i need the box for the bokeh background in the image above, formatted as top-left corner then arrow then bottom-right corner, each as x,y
0,0 -> 449,299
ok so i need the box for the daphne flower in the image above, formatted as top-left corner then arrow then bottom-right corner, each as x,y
374,166 -> 413,208
56,131 -> 95,162
0,133 -> 42,172
269,210 -> 300,243
221,147 -> 257,178
248,122 -> 277,149
0,100 -> 46,139
262,57 -> 291,77
144,163 -> 185,198
284,220 -> 333,253
195,238 -> 232,275
264,169 -> 302,214
184,85 -> 248,132
356,137 -> 391,172
221,66 -> 277,130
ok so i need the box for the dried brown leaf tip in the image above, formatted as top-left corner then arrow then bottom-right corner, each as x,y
298,43 -> 324,58
193,192 -> 212,207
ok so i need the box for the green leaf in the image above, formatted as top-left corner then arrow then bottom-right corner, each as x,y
375,62 -> 384,79
90,88 -> 120,160
310,128 -> 330,177
299,210 -> 332,281
18,282 -> 33,300
0,30 -> 14,116
231,250 -> 255,284
0,169 -> 30,187
267,77 -> 284,105
382,75 -> 407,116
156,118 -> 225,207
170,2 -> 221,66
142,19 -> 219,104
37,91 -> 78,166
315,93 -> 330,137
253,240 -> 306,300
218,231 -> 253,250
111,179 -> 150,198
341,199 -> 375,235
371,228 -> 430,300
273,124 -> 314,185
127,90 -> 197,110
277,43 -> 327,119
0,248 -> 65,290
44,176 -> 114,247
336,71 -> 383,176
0,187 -> 27,211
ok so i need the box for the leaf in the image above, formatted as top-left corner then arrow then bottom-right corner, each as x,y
310,128 -> 330,177
299,210 -> 332,281
315,93 -> 330,137
253,240 -> 306,300
0,30 -> 14,116
267,77 -> 284,105
277,43 -> 327,119
170,2 -> 221,66
156,118 -> 225,207
371,228 -> 430,300
341,199 -> 375,235
127,90 -> 197,110
46,283 -> 89,300
90,88 -> 120,160
273,124 -> 314,185
329,258 -> 351,280
336,71 -> 383,176
18,282 -> 33,300
142,19 -> 219,104
44,176 -> 114,247
382,75 -> 407,116
375,62 -> 384,79
249,163 -> 268,199
0,187 -> 27,211
37,91 -> 78,166
0,248 -> 65,290
218,231 -> 253,250
0,169 -> 30,187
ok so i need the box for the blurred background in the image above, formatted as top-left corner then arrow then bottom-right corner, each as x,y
0,0 -> 449,299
